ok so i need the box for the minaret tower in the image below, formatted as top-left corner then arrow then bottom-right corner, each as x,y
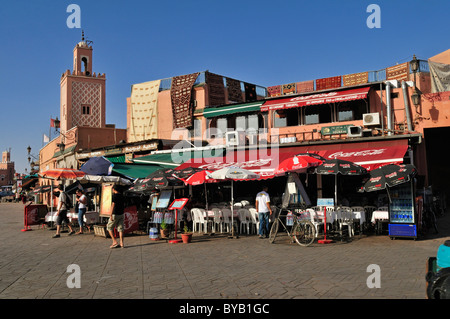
60,31 -> 106,133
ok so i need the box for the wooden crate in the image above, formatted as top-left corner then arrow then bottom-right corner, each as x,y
93,224 -> 110,238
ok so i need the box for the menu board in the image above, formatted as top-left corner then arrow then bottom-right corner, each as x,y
169,198 -> 189,210
100,184 -> 113,217
317,198 -> 334,207
156,190 -> 172,208
150,194 -> 158,211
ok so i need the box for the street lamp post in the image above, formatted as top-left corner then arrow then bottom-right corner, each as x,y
53,117 -> 66,152
27,146 -> 39,174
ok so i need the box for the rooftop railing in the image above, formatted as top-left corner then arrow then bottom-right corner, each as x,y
158,71 -> 268,97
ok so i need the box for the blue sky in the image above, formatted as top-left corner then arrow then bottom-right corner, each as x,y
1,0 -> 450,175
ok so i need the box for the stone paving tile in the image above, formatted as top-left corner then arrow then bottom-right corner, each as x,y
2,202 -> 450,301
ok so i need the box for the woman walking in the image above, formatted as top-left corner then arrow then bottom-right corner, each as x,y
75,189 -> 87,234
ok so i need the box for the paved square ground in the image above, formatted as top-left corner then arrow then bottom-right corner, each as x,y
1,202 -> 449,300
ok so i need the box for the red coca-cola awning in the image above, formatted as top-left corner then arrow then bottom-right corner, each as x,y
261,86 -> 370,112
304,139 -> 408,171
175,139 -> 409,179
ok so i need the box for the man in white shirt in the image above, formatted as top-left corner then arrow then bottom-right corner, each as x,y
53,185 -> 75,238
255,186 -> 272,238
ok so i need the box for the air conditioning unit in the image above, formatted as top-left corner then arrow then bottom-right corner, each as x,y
363,113 -> 380,126
226,131 -> 246,147
347,126 -> 363,138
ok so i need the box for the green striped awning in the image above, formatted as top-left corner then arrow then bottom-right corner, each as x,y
202,101 -> 263,118
111,163 -> 166,179
104,154 -> 126,163
132,148 -> 226,167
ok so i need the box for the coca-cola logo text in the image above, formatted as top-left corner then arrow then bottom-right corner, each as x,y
328,149 -> 386,159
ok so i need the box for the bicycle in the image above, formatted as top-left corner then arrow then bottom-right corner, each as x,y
268,207 -> 316,246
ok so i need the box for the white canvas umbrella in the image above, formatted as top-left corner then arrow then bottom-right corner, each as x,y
208,166 -> 260,238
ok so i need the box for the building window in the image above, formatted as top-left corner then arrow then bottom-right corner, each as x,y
207,113 -> 265,138
274,109 -> 300,127
247,114 -> 259,135
216,118 -> 228,137
236,116 -> 247,131
338,109 -> 353,122
190,119 -> 202,138
82,104 -> 91,115
304,105 -> 332,124
304,113 -> 319,125
337,100 -> 367,122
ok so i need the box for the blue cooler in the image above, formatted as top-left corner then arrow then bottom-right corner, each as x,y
437,240 -> 450,271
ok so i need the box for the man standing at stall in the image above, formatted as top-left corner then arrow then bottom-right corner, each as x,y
256,186 -> 272,238
107,185 -> 125,248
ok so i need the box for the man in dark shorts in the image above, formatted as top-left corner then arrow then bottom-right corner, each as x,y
107,185 -> 125,248
53,185 -> 75,238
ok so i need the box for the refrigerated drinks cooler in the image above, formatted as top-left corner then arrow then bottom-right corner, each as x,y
388,182 -> 417,239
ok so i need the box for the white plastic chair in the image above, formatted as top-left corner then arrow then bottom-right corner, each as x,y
309,209 -> 324,238
238,208 -> 251,235
248,207 -> 259,234
351,206 -> 365,233
190,209 -> 200,233
191,208 -> 208,233
337,207 -> 354,237
211,208 -> 223,233
324,206 -> 336,231
241,200 -> 250,206
221,208 -> 233,233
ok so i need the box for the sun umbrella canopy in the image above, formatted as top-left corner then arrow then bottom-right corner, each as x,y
315,159 -> 367,175
182,169 -> 217,185
383,164 -> 416,187
274,155 -> 322,176
129,168 -> 183,194
207,166 -> 260,238
173,167 -> 205,180
362,164 -> 416,192
29,185 -> 52,196
208,166 -> 260,180
77,174 -> 132,185
80,157 -> 113,176
39,168 -> 86,180
126,178 -> 148,194
146,168 -> 182,187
